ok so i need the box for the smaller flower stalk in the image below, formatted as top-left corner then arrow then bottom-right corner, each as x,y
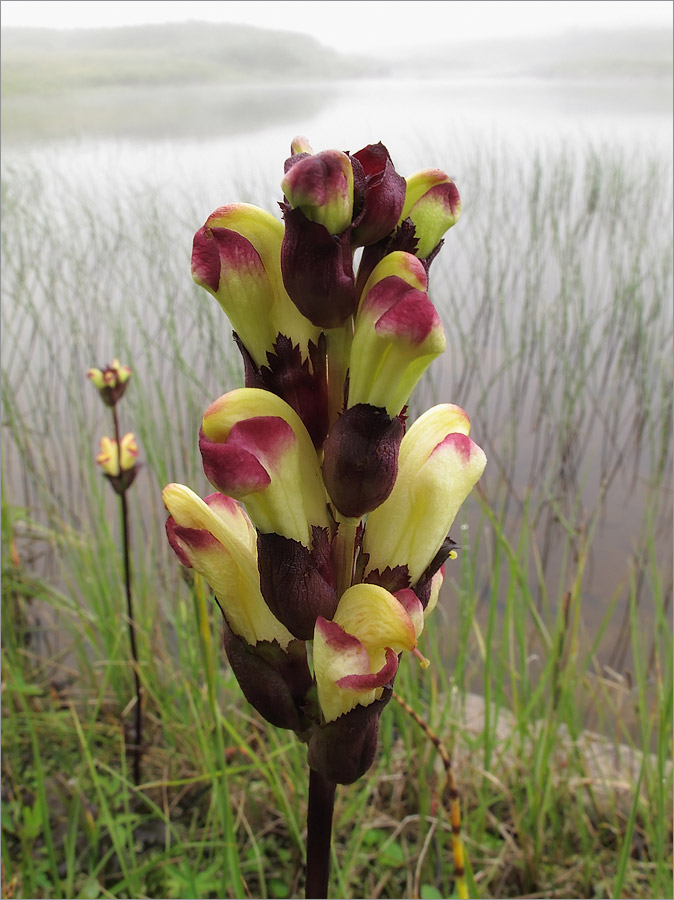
166,137 -> 484,897
90,360 -> 143,785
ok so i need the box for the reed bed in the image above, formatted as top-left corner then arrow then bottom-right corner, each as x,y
1,139 -> 672,899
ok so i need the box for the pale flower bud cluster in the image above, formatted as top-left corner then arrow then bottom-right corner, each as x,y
88,360 -> 140,494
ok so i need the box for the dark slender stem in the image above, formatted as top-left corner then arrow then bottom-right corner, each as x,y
112,407 -> 142,785
305,768 -> 336,899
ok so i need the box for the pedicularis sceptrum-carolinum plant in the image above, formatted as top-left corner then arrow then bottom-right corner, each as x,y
88,359 -> 144,785
162,137 -> 487,898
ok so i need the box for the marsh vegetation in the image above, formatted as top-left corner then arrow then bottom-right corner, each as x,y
1,32 -> 672,898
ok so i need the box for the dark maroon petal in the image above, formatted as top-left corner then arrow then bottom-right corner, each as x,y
351,143 -> 406,247
374,287 -> 440,345
165,516 -> 194,568
191,225 -> 222,292
257,529 -> 338,640
307,689 -> 393,784
280,204 -> 356,329
336,647 -> 399,690
199,430 -> 270,496
315,616 -> 364,652
322,404 -> 404,518
220,613 -> 313,731
226,416 -> 295,462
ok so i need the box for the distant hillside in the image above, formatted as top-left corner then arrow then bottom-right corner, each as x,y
0,21 -> 381,94
387,27 -> 673,79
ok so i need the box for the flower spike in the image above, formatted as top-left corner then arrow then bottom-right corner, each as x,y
165,135 -> 485,814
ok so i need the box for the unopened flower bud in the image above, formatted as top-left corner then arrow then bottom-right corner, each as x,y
351,143 -> 406,247
280,205 -> 357,329
87,359 -> 131,407
399,169 -> 461,259
348,252 -> 446,416
281,149 -> 354,236
321,404 -> 404,518
307,691 -> 392,784
257,527 -> 337,640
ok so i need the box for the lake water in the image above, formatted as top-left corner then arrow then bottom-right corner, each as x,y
3,75 -> 672,200
2,75 -> 672,694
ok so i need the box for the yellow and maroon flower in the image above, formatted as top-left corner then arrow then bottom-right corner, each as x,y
399,169 -> 461,259
191,203 -> 318,367
313,584 -> 424,723
199,387 -> 330,546
199,388 -> 338,638
96,433 -> 139,493
163,484 -> 315,729
348,251 -> 446,416
164,483 -> 291,648
363,404 -> 486,585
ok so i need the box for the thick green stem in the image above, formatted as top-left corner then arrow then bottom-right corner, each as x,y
306,768 -> 336,899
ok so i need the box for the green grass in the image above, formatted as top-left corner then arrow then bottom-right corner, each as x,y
1,139 -> 672,898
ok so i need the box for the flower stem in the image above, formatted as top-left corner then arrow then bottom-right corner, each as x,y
334,515 -> 358,599
325,323 -> 352,430
305,768 -> 336,899
113,407 -> 143,785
